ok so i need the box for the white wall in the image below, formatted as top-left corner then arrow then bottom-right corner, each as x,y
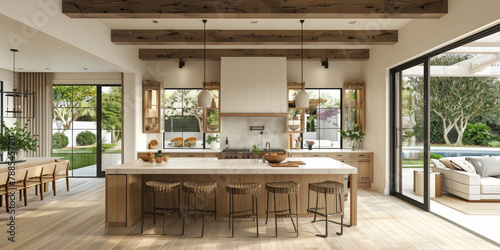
144,61 -> 221,88
287,61 -> 365,88
364,0 -> 500,194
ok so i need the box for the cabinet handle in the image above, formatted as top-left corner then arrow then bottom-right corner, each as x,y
187,154 -> 195,157
313,154 -> 320,157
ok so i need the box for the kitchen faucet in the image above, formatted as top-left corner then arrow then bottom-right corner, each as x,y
265,142 -> 271,152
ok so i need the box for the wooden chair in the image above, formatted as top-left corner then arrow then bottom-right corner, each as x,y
29,163 -> 56,200
0,172 -> 8,212
11,166 -> 43,207
53,160 -> 70,195
6,168 -> 28,208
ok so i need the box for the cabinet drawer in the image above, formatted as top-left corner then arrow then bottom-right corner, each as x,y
178,153 -> 204,157
164,153 -> 181,157
288,153 -> 304,157
329,153 -> 352,159
203,153 -> 219,158
353,153 -> 372,159
304,153 -> 329,157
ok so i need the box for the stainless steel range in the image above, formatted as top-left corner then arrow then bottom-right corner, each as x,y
220,148 -> 287,159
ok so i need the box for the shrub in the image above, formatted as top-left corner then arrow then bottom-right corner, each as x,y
76,131 -> 96,146
489,141 -> 500,148
430,153 -> 444,159
89,143 -> 116,153
52,132 -> 69,149
463,122 -> 491,146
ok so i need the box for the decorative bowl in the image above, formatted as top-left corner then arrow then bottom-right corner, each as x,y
140,155 -> 152,162
263,153 -> 287,163
163,155 -> 169,162
289,125 -> 300,131
207,124 -> 219,131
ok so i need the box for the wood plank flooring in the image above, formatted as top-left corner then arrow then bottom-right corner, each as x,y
0,178 -> 498,250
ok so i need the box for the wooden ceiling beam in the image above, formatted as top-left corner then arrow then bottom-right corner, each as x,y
139,49 -> 369,61
112,29 -> 397,45
63,0 -> 448,19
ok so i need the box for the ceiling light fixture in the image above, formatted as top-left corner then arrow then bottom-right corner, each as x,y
178,58 -> 185,68
294,20 -> 310,109
322,58 -> 329,68
1,49 -> 35,118
197,19 -> 212,108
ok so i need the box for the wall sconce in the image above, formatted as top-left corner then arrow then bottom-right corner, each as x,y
178,58 -> 185,68
321,58 -> 329,69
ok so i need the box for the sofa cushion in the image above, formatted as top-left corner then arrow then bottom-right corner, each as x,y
480,177 -> 500,194
440,157 -> 466,170
431,159 -> 447,169
492,156 -> 500,160
450,159 -> 477,174
466,157 -> 500,177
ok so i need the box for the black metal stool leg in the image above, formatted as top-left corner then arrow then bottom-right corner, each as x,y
182,191 -> 187,235
228,190 -> 232,230
255,194 -> 259,237
337,192 -> 343,236
274,192 -> 277,237
296,192 -> 299,237
194,194 -> 197,221
163,191 -> 167,235
201,194 -> 206,237
313,191 -> 319,222
307,185 -> 310,214
231,192 -> 235,237
177,188 -> 181,219
265,190 -> 269,225
288,194 -> 296,232
153,192 -> 156,224
252,193 -> 255,222
141,190 -> 147,233
214,190 -> 217,220
316,192 -> 328,238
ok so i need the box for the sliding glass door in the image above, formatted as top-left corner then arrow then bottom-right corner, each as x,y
52,85 -> 122,177
391,59 -> 430,210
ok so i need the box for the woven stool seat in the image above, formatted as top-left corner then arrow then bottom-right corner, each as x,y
265,181 -> 299,194
182,181 -> 217,194
145,180 -> 181,193
226,183 -> 261,195
309,181 -> 344,194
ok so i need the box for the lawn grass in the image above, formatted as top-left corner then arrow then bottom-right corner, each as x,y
52,153 -> 96,170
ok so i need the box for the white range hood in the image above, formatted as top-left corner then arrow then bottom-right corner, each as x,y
220,57 -> 287,116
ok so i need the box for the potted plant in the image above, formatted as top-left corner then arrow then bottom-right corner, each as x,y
340,124 -> 366,151
207,134 -> 220,151
0,121 -> 38,161
206,111 -> 219,131
251,144 -> 262,163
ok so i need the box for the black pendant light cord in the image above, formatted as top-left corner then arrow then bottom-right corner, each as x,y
300,20 -> 304,87
203,19 -> 207,85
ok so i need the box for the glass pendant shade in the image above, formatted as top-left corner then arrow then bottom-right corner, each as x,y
295,90 -> 310,108
197,89 -> 212,108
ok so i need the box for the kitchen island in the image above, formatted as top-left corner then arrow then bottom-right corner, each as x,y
105,157 -> 357,227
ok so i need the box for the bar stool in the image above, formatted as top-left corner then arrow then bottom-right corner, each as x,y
226,182 -> 261,237
141,180 -> 181,234
182,181 -> 217,237
265,181 -> 299,237
307,180 -> 345,237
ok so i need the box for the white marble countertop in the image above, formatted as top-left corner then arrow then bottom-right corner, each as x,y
138,149 -> 222,153
106,157 -> 357,175
287,149 -> 373,153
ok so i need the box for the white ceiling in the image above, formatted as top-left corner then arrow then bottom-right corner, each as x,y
0,14 -> 119,73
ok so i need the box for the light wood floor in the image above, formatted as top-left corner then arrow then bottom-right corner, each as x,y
0,178 -> 498,250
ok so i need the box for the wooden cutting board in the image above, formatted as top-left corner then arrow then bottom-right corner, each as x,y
270,163 -> 299,167
285,161 -> 306,165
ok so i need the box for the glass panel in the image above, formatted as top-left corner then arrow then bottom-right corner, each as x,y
70,130 -> 97,177
73,85 -> 97,107
101,86 -> 122,172
400,64 -> 425,204
206,109 -> 219,131
344,89 -> 358,130
209,89 -> 219,108
52,108 -> 73,130
73,108 -> 97,130
164,89 -> 184,109
53,85 -> 73,108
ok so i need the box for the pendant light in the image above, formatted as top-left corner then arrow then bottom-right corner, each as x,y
294,20 -> 310,109
197,19 -> 212,108
2,49 -> 35,118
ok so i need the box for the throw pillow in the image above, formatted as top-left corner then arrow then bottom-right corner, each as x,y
439,158 -> 456,169
431,159 -> 447,169
450,159 -> 477,174
466,157 -> 500,177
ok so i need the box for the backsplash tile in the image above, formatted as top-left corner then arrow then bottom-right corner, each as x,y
220,117 -> 287,149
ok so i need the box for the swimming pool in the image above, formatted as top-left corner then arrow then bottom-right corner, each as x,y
402,146 -> 500,159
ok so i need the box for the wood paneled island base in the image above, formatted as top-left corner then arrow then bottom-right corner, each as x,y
105,158 -> 357,228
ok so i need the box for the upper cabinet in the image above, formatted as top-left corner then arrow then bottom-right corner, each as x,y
220,57 -> 287,115
343,81 -> 365,131
143,80 -> 164,133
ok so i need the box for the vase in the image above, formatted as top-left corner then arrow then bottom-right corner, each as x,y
16,149 -> 27,161
308,145 -> 312,150
351,141 -> 356,151
210,141 -> 218,151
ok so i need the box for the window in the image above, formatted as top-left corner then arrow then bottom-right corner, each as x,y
301,88 -> 342,149
163,89 -> 205,149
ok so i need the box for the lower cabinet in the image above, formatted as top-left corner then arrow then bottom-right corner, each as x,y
292,152 -> 373,188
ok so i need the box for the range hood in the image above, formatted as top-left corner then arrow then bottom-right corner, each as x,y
220,57 -> 287,116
